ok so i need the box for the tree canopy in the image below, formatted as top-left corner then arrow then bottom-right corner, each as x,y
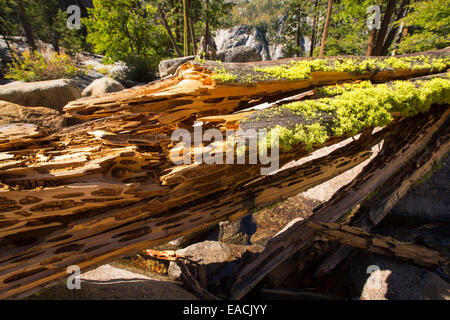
0,0 -> 448,82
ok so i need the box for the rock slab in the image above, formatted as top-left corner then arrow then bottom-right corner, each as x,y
82,77 -> 125,97
0,100 -> 65,129
0,79 -> 81,112
28,264 -> 197,300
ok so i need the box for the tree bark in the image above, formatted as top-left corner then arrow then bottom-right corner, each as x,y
366,29 -> 377,56
373,0 -> 397,56
183,0 -> 190,56
230,105 -> 450,299
309,0 -> 319,57
16,0 -> 36,51
0,49 -> 448,299
380,0 -> 409,56
319,0 -> 333,57
156,4 -> 183,57
309,222 -> 450,268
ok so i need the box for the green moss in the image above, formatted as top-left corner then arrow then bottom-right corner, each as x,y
315,81 -> 375,98
212,62 -> 238,82
266,122 -> 329,152
211,55 -> 450,83
253,62 -> 312,81
212,72 -> 237,82
249,77 -> 450,152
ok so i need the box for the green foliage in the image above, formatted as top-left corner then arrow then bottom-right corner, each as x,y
229,0 -> 289,37
0,0 -> 19,39
324,0 -> 450,56
0,0 -> 87,54
397,32 -> 449,55
203,0 -> 234,30
25,0 -> 85,53
84,0 -> 172,81
51,9 -> 86,54
315,81 -> 375,98
212,72 -> 237,82
323,0 -> 374,56
254,62 -> 311,80
397,0 -> 450,54
279,0 -> 317,56
6,49 -> 81,81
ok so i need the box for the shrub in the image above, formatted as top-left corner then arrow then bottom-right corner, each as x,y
6,49 -> 81,82
125,55 -> 157,83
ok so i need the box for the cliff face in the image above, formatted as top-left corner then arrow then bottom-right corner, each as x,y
214,24 -> 310,61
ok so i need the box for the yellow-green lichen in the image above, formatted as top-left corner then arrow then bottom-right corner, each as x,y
253,77 -> 450,152
254,62 -> 312,81
212,62 -> 238,82
211,56 -> 449,84
212,72 -> 237,82
248,56 -> 450,82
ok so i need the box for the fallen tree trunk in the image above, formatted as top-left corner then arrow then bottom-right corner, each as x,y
0,128 -> 380,299
314,112 -> 450,277
0,49 -> 449,299
231,105 -> 450,299
308,222 -> 450,268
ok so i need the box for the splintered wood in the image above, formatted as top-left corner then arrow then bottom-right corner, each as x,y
0,48 -> 449,299
308,222 -> 450,268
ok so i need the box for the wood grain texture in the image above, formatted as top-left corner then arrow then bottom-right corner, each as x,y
0,49 -> 449,299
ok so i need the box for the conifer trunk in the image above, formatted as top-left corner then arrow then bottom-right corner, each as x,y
319,0 -> 333,57
373,0 -> 397,56
183,0 -> 190,56
309,0 -> 319,57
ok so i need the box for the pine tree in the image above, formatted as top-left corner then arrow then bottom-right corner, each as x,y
319,0 -> 333,57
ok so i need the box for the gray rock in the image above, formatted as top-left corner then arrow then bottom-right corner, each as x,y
168,241 -> 232,282
158,56 -> 196,78
214,25 -> 311,62
168,241 -> 263,297
0,100 -> 65,129
215,25 -> 271,61
390,155 -> 450,221
168,261 -> 183,281
153,226 -> 216,251
76,52 -> 129,83
177,241 -> 233,268
217,46 -> 262,63
82,77 -> 125,97
0,79 -> 81,112
28,264 -> 197,300
218,217 -> 254,245
347,252 -> 450,300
